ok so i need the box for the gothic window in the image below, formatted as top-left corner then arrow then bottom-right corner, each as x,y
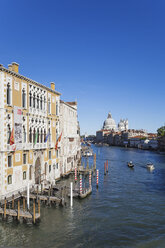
41,129 -> 43,143
7,124 -> 11,144
23,125 -> 26,143
37,94 -> 39,109
33,93 -> 36,108
29,127 -> 32,143
22,89 -> 26,108
29,92 -> 32,107
40,96 -> 43,110
33,128 -> 36,143
49,150 -> 51,159
37,128 -> 39,143
49,128 -> 51,142
44,129 -> 46,142
7,83 -> 11,105
44,96 -> 46,111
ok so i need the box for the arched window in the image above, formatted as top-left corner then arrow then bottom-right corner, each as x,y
29,127 -> 32,143
37,94 -> 39,109
8,175 -> 12,185
7,83 -> 11,105
22,89 -> 26,108
23,171 -> 26,180
7,124 -> 11,144
33,93 -> 35,108
40,96 -> 43,110
33,128 -> 36,144
44,96 -> 46,111
29,92 -> 32,107
41,129 -> 43,143
49,128 -> 51,142
23,125 -> 26,143
37,128 -> 40,143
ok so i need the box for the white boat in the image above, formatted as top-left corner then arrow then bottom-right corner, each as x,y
146,162 -> 155,171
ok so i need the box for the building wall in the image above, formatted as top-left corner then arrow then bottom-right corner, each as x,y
0,64 -> 61,199
59,101 -> 81,175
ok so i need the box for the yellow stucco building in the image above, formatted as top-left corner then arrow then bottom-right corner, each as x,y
0,62 -> 61,199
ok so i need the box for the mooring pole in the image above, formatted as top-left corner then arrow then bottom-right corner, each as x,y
4,197 -> 6,219
80,174 -> 82,195
27,183 -> 30,210
89,170 -> 91,188
70,182 -> 73,207
106,160 -> 108,173
96,169 -> 99,188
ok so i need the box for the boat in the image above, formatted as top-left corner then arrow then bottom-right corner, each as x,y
146,162 -> 155,171
127,161 -> 134,168
82,149 -> 93,157
79,187 -> 92,199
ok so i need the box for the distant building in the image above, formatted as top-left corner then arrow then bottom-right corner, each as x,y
59,101 -> 81,175
96,112 -> 128,143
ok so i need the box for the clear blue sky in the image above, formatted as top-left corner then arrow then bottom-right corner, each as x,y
0,0 -> 165,134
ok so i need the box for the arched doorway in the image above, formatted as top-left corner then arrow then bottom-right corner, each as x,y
35,157 -> 41,184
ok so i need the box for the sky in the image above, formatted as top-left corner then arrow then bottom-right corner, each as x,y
0,0 -> 165,135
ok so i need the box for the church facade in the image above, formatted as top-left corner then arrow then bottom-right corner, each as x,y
96,112 -> 128,143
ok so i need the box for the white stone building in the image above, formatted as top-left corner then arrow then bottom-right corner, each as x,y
59,101 -> 81,175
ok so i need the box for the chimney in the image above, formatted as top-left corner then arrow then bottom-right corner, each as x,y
50,82 -> 55,91
11,62 -> 19,73
8,64 -> 12,71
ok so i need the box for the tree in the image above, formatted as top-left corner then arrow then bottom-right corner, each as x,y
157,126 -> 165,137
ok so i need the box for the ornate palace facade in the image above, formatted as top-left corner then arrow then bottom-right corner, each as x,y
0,62 -> 80,199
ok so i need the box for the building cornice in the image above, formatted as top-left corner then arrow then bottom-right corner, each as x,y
0,66 -> 61,96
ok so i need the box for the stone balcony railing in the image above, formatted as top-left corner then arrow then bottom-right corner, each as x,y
6,142 -> 47,151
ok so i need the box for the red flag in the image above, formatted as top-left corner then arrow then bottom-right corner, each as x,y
55,132 -> 62,150
10,128 -> 14,145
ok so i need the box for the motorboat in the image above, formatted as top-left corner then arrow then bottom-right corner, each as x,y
146,162 -> 155,171
127,161 -> 134,168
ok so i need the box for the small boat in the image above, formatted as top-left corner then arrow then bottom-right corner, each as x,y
146,162 -> 155,171
79,187 -> 92,199
127,161 -> 134,168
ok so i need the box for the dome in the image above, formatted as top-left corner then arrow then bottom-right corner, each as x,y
103,112 -> 116,130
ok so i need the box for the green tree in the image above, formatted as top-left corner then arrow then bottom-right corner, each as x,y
157,126 -> 165,137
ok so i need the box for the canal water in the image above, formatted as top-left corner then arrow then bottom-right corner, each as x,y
1,145 -> 165,248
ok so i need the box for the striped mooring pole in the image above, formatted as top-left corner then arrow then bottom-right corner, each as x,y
96,169 -> 99,188
89,170 -> 91,187
106,160 -> 108,173
75,167 -> 77,182
80,174 -> 82,194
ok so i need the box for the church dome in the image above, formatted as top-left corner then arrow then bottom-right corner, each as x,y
103,112 -> 116,130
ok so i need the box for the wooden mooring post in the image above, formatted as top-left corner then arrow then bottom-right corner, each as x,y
17,200 -> 20,221
4,198 -> 6,219
33,200 -> 36,224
